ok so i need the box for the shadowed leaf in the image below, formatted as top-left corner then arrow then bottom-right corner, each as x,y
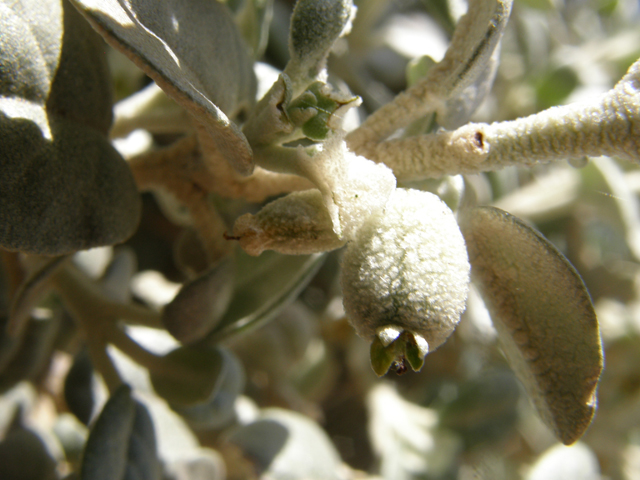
80,384 -> 160,480
162,258 -> 235,344
171,348 -> 245,429
0,0 -> 141,255
0,425 -> 58,480
64,349 -> 97,425
69,0 -> 257,175
149,346 -> 224,407
8,256 -> 67,337
459,205 -> 603,445
207,251 -> 325,341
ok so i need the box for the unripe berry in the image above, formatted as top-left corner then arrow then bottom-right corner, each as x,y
341,189 -> 470,374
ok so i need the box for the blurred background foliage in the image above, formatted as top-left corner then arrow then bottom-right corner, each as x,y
2,0 -> 640,479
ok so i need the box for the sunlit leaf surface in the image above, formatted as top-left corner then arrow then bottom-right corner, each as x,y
69,0 -> 257,174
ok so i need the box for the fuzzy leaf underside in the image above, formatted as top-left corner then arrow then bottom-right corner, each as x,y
459,205 -> 603,445
68,0 -> 257,175
0,0 -> 141,255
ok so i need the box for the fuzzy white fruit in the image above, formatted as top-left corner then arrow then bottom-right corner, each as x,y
341,188 -> 470,372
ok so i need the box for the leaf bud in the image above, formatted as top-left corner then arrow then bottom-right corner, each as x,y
285,0 -> 356,88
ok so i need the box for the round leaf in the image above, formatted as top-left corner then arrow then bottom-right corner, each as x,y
0,118 -> 141,254
458,206 -> 603,445
0,0 -> 141,255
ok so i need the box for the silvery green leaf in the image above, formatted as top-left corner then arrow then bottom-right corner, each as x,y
69,0 -> 257,175
0,0 -> 141,255
162,258 -> 235,344
80,384 -> 161,480
207,251 -> 325,341
0,313 -> 61,394
225,408 -> 344,480
404,40 -> 502,130
347,0 -> 513,149
458,206 -> 603,445
438,47 -> 501,129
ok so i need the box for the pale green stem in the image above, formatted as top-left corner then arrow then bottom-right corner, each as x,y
8,255 -> 69,337
360,60 -> 640,179
107,325 -> 217,385
51,266 -> 127,394
111,82 -> 192,139
86,334 -> 124,395
107,302 -> 163,328
346,0 -> 512,150
51,265 -> 161,328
